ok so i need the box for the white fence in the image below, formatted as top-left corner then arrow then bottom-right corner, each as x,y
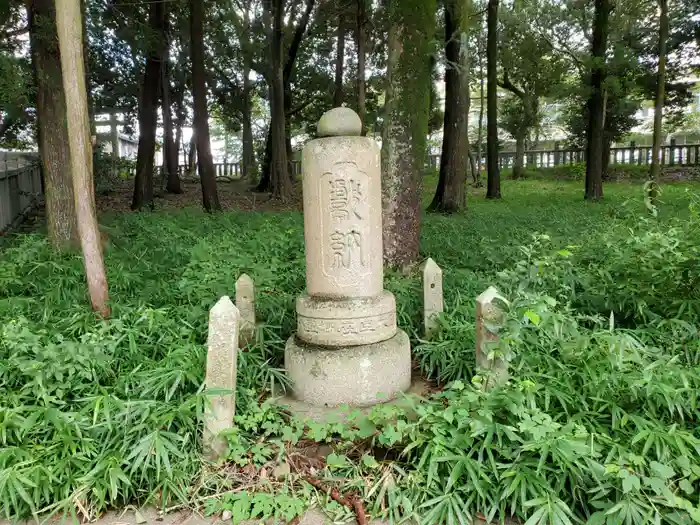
0,163 -> 42,234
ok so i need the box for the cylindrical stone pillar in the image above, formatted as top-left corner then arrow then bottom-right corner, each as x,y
301,122 -> 383,299
285,107 -> 411,409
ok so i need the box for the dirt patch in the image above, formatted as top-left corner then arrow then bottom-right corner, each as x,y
97,179 -> 304,215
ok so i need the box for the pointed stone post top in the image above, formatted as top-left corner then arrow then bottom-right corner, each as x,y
235,274 -> 254,297
422,257 -> 442,277
317,107 -> 362,137
210,295 -> 238,320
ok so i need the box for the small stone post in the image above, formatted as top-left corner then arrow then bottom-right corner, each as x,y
475,287 -> 508,387
284,107 -> 411,408
422,258 -> 443,338
204,296 -> 239,460
235,274 -> 256,346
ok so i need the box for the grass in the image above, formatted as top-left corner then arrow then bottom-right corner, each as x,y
1,178 -> 699,523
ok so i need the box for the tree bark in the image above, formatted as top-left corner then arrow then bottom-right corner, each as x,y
132,0 -> 163,210
55,0 -> 110,318
429,0 -> 468,213
162,7 -> 182,194
475,48 -> 485,186
190,0 -> 221,211
584,0 -> 610,201
649,0 -> 668,196
356,0 -> 367,134
381,0 -> 436,269
187,132 -> 197,174
513,132 -> 525,179
28,0 -> 78,249
256,0 -> 315,193
241,7 -> 257,182
264,0 -> 293,200
486,0 -> 501,199
333,14 -> 345,107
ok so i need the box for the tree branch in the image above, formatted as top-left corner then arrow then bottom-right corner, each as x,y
1,25 -> 29,39
498,70 -> 525,99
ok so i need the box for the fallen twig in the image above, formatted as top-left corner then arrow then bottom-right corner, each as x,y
304,476 -> 368,525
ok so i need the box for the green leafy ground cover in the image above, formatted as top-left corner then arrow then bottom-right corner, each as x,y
0,180 -> 699,524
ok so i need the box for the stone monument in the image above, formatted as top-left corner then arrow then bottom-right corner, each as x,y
284,107 -> 412,408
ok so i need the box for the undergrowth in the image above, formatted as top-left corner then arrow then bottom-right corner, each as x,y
0,180 -> 699,523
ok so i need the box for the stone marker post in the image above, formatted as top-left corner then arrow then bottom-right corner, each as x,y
285,107 -> 411,408
422,258 -> 443,338
475,286 -> 508,387
204,296 -> 239,460
236,274 -> 256,346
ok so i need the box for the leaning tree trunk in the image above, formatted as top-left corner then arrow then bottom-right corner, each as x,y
649,0 -> 668,200
429,0 -> 468,213
486,0 -> 501,199
356,0 -> 367,134
190,0 -> 221,211
132,0 -> 163,210
55,0 -> 110,318
333,14 -> 345,107
265,0 -> 293,200
28,0 -> 78,249
584,0 -> 610,201
162,8 -> 182,194
381,0 -> 436,269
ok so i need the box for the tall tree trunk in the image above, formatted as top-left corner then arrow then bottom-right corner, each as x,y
513,132 -> 525,179
381,0 -> 436,269
429,0 -> 468,213
162,8 -> 181,194
356,0 -> 367,134
486,0 -> 500,199
256,0 -> 315,192
241,7 -> 257,182
28,0 -> 78,249
187,132 -> 197,174
55,0 -> 110,318
333,15 -> 345,107
264,0 -> 293,199
190,0 -> 221,211
649,0 -> 668,198
475,49 -> 485,186
132,0 -> 163,210
584,0 -> 610,201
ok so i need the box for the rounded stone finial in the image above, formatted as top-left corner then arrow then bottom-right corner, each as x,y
317,107 -> 362,137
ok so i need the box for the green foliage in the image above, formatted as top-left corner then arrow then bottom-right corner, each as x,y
1,180 -> 700,522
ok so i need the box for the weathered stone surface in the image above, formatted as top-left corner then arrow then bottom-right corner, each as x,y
203,296 -> 239,460
422,257 -> 443,338
317,107 -> 362,137
235,273 -> 255,346
301,135 -> 383,299
475,287 -> 508,387
285,330 -> 411,407
296,291 -> 397,346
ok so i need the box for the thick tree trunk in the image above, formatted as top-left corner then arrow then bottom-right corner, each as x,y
429,0 -> 468,213
190,0 -> 221,211
333,15 -> 345,107
649,0 -> 668,196
486,0 -> 500,199
132,0 -> 163,210
28,0 -> 77,249
55,0 -> 110,318
513,133 -> 525,179
264,0 -> 293,200
257,0 -> 315,192
381,0 -> 436,269
584,0 -> 610,201
162,8 -> 181,194
356,0 -> 367,134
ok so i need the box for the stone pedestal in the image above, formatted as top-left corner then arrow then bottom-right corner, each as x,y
284,107 -> 412,409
